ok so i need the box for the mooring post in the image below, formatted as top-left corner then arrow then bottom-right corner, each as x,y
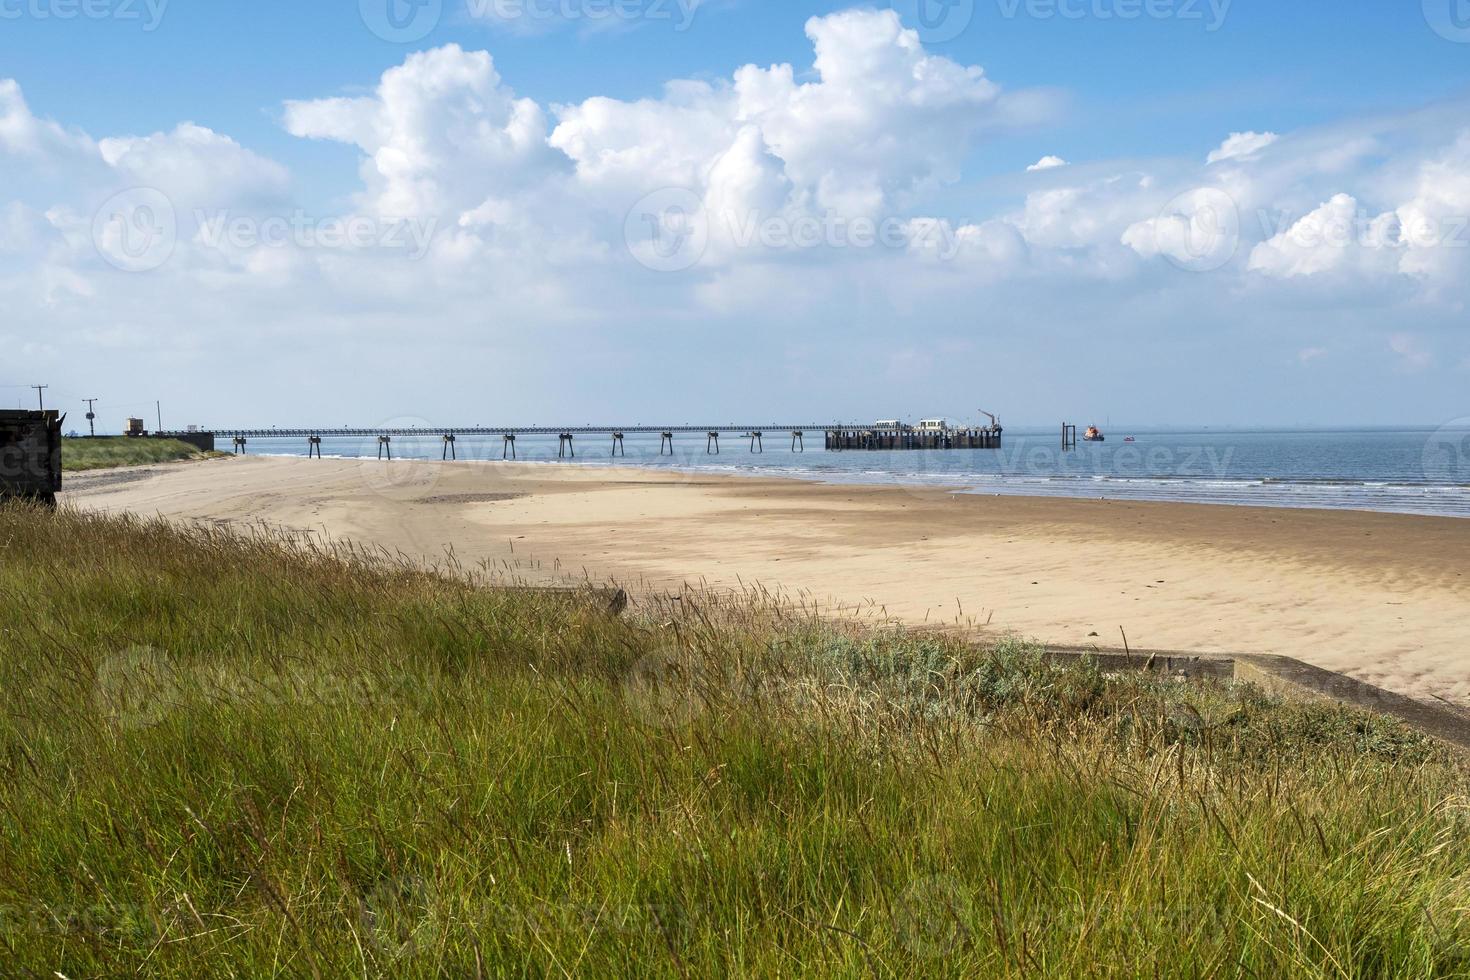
307,435 -> 321,459
611,432 -> 626,457
791,430 -> 804,452
503,434 -> 516,460
749,431 -> 763,453
707,431 -> 720,455
443,434 -> 457,461
559,433 -> 575,459
660,432 -> 674,456
378,435 -> 392,460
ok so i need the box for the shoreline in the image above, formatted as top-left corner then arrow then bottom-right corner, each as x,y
237,448 -> 1470,520
64,455 -> 1470,706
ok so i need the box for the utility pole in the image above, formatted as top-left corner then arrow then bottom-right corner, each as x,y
84,398 -> 98,437
31,385 -> 47,410
156,401 -> 163,434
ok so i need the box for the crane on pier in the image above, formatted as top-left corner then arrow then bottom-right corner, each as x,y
978,410 -> 1003,434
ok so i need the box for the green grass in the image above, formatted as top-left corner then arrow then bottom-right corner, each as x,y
1,503 -> 1468,977
61,436 -> 222,472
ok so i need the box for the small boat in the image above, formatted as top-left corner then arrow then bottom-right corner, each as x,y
1124,436 -> 1136,443
1083,425 -> 1105,443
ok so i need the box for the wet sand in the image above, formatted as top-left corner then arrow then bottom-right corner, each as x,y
64,455 -> 1470,706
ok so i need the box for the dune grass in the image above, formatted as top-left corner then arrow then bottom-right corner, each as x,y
1,503 -> 1468,977
61,436 -> 222,472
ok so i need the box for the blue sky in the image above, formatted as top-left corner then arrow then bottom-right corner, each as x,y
4,1 -> 1470,427
10,2 -> 1468,193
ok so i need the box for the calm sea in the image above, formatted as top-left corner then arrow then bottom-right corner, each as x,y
244,425 -> 1470,519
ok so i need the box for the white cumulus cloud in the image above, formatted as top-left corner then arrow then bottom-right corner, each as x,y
1026,155 -> 1068,172
284,45 -> 562,217
1207,131 -> 1278,165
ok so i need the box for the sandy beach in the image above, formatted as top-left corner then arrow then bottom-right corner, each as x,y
63,455 -> 1470,706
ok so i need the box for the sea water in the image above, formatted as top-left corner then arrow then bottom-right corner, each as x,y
242,425 -> 1470,519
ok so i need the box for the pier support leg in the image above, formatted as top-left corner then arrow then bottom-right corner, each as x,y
307,436 -> 321,459
660,432 -> 674,456
791,431 -> 804,453
559,434 -> 575,459
749,431 -> 763,454
233,436 -> 247,455
378,436 -> 392,460
707,432 -> 720,455
611,433 -> 625,457
503,434 -> 516,460
443,434 -> 457,460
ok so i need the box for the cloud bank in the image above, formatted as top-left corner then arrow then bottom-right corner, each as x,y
4,7 -> 1468,422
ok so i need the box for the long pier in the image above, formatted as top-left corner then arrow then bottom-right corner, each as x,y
206,425 -> 843,438
168,423 -> 1005,457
